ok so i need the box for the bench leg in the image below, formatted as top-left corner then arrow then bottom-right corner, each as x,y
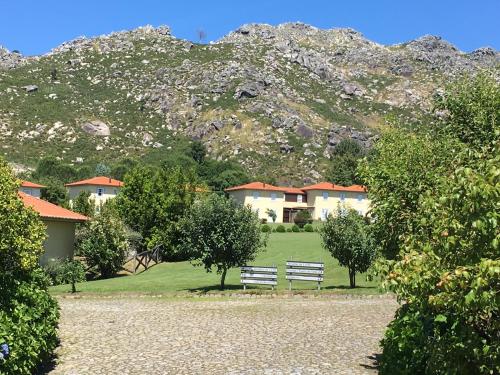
243,284 -> 246,291
289,280 -> 292,291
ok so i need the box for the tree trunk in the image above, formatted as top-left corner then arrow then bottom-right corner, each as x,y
71,281 -> 76,293
349,268 -> 356,288
220,267 -> 228,290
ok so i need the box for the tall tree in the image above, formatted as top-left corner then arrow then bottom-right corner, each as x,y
327,139 -> 365,186
320,206 -> 375,288
179,194 -> 267,290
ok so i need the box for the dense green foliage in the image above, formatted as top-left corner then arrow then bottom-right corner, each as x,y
0,158 -> 59,374
303,223 -> 314,232
327,139 -> 365,186
293,210 -> 312,228
117,165 -> 198,260
78,207 -> 128,278
179,194 -> 267,290
266,208 -> 277,223
261,224 -> 271,233
40,178 -> 69,207
276,225 -> 286,233
320,207 -> 375,287
72,190 -> 95,218
362,74 -> 500,374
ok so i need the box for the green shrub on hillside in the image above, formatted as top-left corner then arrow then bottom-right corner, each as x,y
276,225 -> 286,233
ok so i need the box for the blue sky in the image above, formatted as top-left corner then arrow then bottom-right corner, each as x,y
1,0 -> 498,56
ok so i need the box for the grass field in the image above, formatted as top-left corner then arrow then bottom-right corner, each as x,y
50,232 -> 381,295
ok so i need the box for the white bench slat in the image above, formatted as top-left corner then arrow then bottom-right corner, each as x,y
241,279 -> 278,285
240,273 -> 278,279
241,266 -> 277,272
286,268 -> 324,275
286,275 -> 324,282
286,261 -> 324,268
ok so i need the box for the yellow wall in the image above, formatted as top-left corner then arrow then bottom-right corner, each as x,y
68,185 -> 120,209
39,219 -> 77,265
228,189 -> 285,223
308,190 -> 370,220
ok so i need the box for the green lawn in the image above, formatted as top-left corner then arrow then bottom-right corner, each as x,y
50,233 -> 381,295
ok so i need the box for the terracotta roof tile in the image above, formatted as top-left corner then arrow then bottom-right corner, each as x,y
301,182 -> 367,193
65,176 -> 123,187
225,182 -> 287,192
20,192 -> 88,222
282,187 -> 305,194
20,180 -> 45,188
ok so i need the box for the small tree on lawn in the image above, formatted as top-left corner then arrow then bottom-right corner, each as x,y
58,259 -> 86,293
179,194 -> 267,290
265,208 -> 277,223
320,206 -> 375,288
78,204 -> 128,278
293,210 -> 312,228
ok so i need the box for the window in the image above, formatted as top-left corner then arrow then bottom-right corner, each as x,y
339,193 -> 346,201
297,194 -> 303,203
357,194 -> 364,202
322,192 -> 329,200
22,188 -> 32,195
321,208 -> 329,221
253,191 -> 260,200
271,192 -> 277,201
97,187 -> 105,197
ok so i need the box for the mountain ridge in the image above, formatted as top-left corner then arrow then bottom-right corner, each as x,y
0,23 -> 498,183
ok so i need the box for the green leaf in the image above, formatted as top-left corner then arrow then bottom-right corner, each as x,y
434,314 -> 447,323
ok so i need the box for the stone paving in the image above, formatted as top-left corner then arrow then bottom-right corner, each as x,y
49,296 -> 398,375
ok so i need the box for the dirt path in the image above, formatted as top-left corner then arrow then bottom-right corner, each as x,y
49,296 -> 397,375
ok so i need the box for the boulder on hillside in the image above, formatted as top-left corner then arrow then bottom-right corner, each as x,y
81,120 -> 110,136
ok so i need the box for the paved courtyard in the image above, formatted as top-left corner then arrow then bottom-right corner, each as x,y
49,296 -> 398,375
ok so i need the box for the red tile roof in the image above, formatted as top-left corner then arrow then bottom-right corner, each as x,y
282,187 -> 305,194
20,180 -> 45,188
20,192 -> 88,222
225,182 -> 287,192
65,176 -> 123,187
301,182 -> 367,193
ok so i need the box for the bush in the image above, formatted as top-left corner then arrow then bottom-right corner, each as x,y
78,208 -> 128,278
291,224 -> 300,232
286,227 -> 292,232
0,271 -> 59,375
260,224 -> 271,233
293,210 -> 312,228
276,225 -> 286,233
303,224 -> 314,232
58,259 -> 86,293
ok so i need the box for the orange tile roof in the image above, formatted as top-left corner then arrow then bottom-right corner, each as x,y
282,187 -> 305,194
65,176 -> 123,187
20,180 -> 45,188
225,181 -> 287,192
301,182 -> 367,193
20,192 -> 88,222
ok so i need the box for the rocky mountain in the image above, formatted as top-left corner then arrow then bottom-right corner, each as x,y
0,23 -> 498,182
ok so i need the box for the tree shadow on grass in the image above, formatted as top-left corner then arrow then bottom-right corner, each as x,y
323,285 -> 378,290
185,284 -> 243,293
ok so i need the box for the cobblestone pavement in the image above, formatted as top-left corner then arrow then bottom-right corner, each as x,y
49,296 -> 398,375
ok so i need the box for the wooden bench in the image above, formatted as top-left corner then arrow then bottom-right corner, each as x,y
240,266 -> 278,290
286,261 -> 324,291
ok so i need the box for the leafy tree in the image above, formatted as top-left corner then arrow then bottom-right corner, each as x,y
72,190 -> 94,218
33,157 -> 78,183
78,206 -> 128,278
293,210 -> 312,228
179,194 -> 267,290
116,165 -> 198,260
327,139 -> 365,186
40,178 -> 69,207
434,72 -> 499,150
0,158 -> 59,374
265,208 -> 277,223
95,162 -> 111,176
358,129 -> 459,259
58,259 -> 86,293
320,206 -> 375,287
197,159 -> 249,192
110,158 -> 138,181
189,140 -> 207,164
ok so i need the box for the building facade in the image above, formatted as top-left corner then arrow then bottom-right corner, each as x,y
65,176 -> 123,209
20,192 -> 88,265
226,181 -> 369,223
